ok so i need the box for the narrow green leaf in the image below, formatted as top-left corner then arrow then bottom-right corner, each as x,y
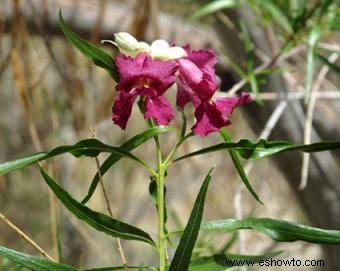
220,47 -> 246,78
169,168 -> 214,271
190,0 -> 238,21
188,250 -> 282,270
83,266 -> 157,271
331,14 -> 340,30
218,232 -> 237,254
317,53 -> 340,74
82,126 -> 174,203
220,129 -> 262,204
259,1 -> 292,33
58,10 -> 119,81
39,166 -> 155,246
201,217 -> 340,244
0,153 -> 46,176
174,139 -> 340,162
240,20 -> 261,103
0,245 -> 78,271
305,26 -> 323,102
0,138 -> 148,176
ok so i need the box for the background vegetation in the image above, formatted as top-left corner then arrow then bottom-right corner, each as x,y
0,0 -> 339,270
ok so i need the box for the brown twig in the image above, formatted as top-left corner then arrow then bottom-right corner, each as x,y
0,211 -> 55,261
90,127 -> 128,271
300,53 -> 339,190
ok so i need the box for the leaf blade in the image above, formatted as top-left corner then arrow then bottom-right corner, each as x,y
169,168 -> 213,271
0,138 -> 147,176
305,26 -> 323,102
39,166 -> 155,246
190,0 -> 238,21
82,126 -> 174,203
189,250 -> 283,270
58,10 -> 119,81
201,217 -> 340,244
317,53 -> 340,74
174,139 -> 340,161
0,246 -> 78,271
220,129 -> 262,204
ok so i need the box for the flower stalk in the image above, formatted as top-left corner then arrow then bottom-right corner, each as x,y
154,135 -> 167,271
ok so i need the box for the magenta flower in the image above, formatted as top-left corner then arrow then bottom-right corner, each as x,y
112,53 -> 178,129
177,46 -> 251,136
191,93 -> 251,136
111,35 -> 250,135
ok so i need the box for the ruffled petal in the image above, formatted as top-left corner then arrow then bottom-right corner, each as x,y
178,48 -> 218,102
192,92 -> 251,136
178,59 -> 203,86
214,92 -> 251,120
112,91 -> 137,129
192,103 -> 222,136
116,53 -> 177,95
176,78 -> 200,109
144,95 -> 174,125
185,46 -> 217,74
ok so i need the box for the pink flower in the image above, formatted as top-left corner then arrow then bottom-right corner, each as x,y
176,46 -> 251,136
192,93 -> 251,136
112,53 -> 178,129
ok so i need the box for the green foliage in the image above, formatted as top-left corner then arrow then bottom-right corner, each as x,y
239,21 -> 261,103
82,126 -> 174,203
58,10 -> 119,81
189,0 -> 238,20
39,166 -> 155,246
201,217 -> 340,244
305,26 -> 323,102
0,138 -> 149,176
1,3 -> 340,271
317,53 -> 340,74
188,250 -> 282,270
220,128 -> 262,204
0,246 -> 79,271
175,139 -> 340,161
169,169 -> 213,271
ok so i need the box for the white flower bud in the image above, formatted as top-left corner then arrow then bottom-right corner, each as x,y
114,32 -> 141,55
150,39 -> 187,60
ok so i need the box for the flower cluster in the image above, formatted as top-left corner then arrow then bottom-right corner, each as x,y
111,33 -> 250,136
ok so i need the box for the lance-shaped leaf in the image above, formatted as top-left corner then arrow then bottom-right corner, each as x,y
58,10 -> 119,81
201,217 -> 340,244
39,166 -> 155,246
0,138 -> 147,176
169,168 -> 213,271
82,126 -> 174,203
188,250 -> 282,270
220,129 -> 262,204
305,26 -> 323,103
317,53 -> 340,74
174,139 -> 340,162
190,0 -> 238,21
0,245 -> 78,271
83,266 -> 157,271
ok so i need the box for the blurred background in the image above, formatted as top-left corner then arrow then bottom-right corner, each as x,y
0,0 -> 339,270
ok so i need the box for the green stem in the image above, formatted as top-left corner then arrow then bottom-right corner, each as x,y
155,135 -> 166,271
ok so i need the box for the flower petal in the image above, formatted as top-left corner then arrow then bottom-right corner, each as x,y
185,46 -> 217,74
178,59 -> 203,86
176,78 -> 200,109
116,53 -> 177,95
214,92 -> 251,119
112,91 -> 137,129
192,103 -> 222,136
192,92 -> 251,136
144,95 -> 174,125
178,48 -> 218,102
